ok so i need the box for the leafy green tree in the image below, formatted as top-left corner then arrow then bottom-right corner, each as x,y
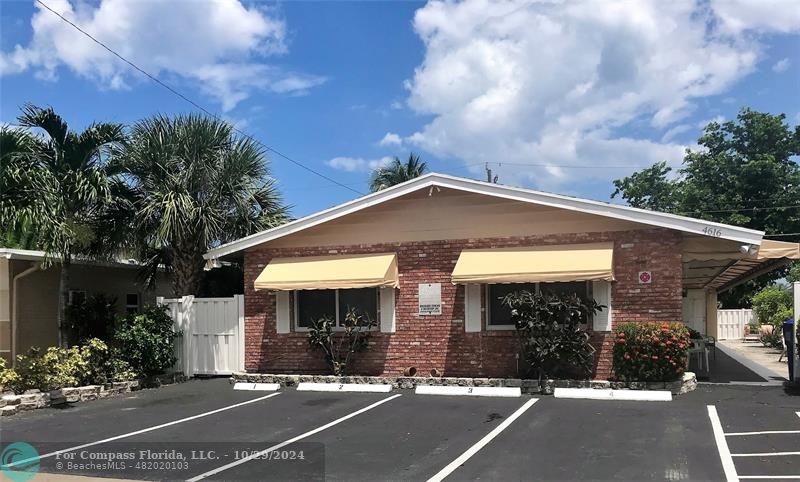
788,262 -> 800,283
369,153 -> 428,192
612,109 -> 800,306
120,114 -> 289,296
611,161 -> 683,213
0,105 -> 125,346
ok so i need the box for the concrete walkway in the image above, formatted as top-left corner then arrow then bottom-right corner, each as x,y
717,339 -> 788,382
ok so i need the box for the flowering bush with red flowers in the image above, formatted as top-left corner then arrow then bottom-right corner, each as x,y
612,322 -> 690,382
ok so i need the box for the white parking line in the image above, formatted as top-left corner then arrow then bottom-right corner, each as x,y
186,393 -> 403,481
732,452 -> 800,457
739,476 -> 800,479
726,430 -> 800,436
2,392 -> 282,469
707,405 -> 738,482
426,398 -> 538,482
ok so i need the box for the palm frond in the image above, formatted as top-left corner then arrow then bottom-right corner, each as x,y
369,152 -> 428,192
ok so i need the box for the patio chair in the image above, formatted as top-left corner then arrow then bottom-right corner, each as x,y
688,339 -> 709,372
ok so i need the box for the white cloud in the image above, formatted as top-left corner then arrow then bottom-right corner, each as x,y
390,101 -> 404,110
403,0 -> 798,190
0,0 -> 325,111
378,132 -> 402,147
711,0 -> 800,34
696,115 -> 725,129
325,156 -> 393,173
660,124 -> 691,143
772,58 -> 791,73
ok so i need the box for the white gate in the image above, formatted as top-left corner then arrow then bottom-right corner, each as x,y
716,308 -> 753,340
157,295 -> 244,377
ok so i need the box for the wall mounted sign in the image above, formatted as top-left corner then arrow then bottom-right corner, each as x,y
418,283 -> 442,315
638,271 -> 652,284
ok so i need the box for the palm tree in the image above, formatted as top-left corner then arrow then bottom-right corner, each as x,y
1,127 -> 40,249
120,114 -> 289,296
0,104 -> 125,346
369,153 -> 428,192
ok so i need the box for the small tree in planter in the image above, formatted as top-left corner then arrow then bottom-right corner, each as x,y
307,308 -> 376,376
502,290 -> 602,382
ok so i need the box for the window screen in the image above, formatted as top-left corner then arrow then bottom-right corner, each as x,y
338,288 -> 378,325
488,283 -> 536,326
296,290 -> 336,328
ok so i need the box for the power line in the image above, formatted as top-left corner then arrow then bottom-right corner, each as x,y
33,0 -> 363,196
680,205 -> 800,215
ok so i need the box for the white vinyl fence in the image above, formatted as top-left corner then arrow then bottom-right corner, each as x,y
716,308 -> 754,340
157,295 -> 244,377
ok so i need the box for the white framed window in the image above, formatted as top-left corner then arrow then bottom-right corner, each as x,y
294,288 -> 378,331
68,290 -> 86,306
485,283 -> 536,330
485,281 -> 593,330
125,293 -> 140,314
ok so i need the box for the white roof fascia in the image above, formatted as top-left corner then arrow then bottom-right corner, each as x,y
204,173 -> 765,260
0,248 -> 49,261
0,248 -> 143,269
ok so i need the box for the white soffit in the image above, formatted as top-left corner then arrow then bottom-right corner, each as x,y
204,173 -> 764,260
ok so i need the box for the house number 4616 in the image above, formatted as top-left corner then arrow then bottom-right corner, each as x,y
702,226 -> 722,237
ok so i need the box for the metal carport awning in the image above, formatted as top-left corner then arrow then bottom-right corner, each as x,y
451,242 -> 615,284
254,253 -> 399,291
709,240 -> 800,292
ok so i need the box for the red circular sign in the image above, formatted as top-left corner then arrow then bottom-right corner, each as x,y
639,271 -> 652,283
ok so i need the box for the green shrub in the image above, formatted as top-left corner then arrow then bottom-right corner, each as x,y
307,308 -> 375,376
612,322 -> 690,382
11,346 -> 86,393
501,289 -> 601,381
752,284 -> 791,325
0,357 -> 19,390
113,305 -> 177,377
752,285 -> 792,348
79,338 -> 136,385
0,339 -> 139,394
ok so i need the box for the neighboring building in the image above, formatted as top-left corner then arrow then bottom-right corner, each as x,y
204,173 -> 799,379
0,249 -> 172,364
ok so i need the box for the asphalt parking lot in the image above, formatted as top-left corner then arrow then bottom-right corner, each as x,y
1,378 -> 798,481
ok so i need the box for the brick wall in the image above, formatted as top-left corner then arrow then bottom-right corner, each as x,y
243,229 -> 683,380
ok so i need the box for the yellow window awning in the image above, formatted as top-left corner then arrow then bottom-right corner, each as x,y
451,242 -> 614,284
254,253 -> 399,291
756,240 -> 800,260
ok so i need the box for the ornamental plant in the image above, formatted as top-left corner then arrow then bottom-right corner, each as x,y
307,308 -> 375,376
612,322 -> 690,382
752,284 -> 793,349
113,305 -> 178,377
502,289 -> 602,381
0,338 -> 137,394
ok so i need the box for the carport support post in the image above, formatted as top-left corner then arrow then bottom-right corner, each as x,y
794,282 -> 799,383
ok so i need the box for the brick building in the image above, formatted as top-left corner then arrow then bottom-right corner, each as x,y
205,174 -> 798,379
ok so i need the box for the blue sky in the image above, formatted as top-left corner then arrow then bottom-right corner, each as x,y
1,0 -> 799,217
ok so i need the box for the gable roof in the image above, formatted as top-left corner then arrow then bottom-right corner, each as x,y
204,173 -> 764,260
